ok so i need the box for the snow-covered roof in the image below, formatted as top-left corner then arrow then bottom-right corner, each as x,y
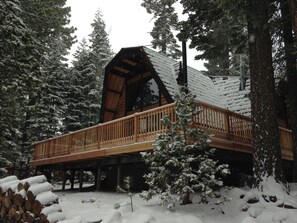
212,77 -> 251,117
143,47 -> 223,108
142,47 -> 251,117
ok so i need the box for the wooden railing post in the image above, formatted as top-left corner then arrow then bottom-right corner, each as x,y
83,130 -> 87,151
68,135 -> 72,154
134,113 -> 139,142
225,111 -> 231,140
97,124 -> 101,149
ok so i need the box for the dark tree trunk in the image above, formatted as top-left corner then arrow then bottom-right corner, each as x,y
283,0 -> 297,182
247,0 -> 286,187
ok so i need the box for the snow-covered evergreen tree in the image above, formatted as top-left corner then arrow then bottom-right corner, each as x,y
64,11 -> 113,132
89,9 -> 113,101
141,87 -> 230,205
28,38 -> 69,145
141,0 -> 181,59
17,0 -> 75,160
0,0 -> 41,165
64,39 -> 98,132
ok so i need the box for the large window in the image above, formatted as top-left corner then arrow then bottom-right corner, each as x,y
126,78 -> 160,112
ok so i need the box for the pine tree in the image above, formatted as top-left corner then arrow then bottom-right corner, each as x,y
27,38 -> 69,145
180,0 -> 287,192
64,39 -> 99,131
89,9 -> 113,87
141,87 -> 229,205
20,0 -> 75,51
142,0 -> 181,59
281,0 -> 297,181
179,0 -> 248,76
17,0 -> 75,160
0,0 -> 41,165
89,9 -> 113,122
247,0 -> 287,188
0,156 -> 10,178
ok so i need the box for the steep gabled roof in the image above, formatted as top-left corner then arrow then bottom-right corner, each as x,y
101,46 -> 251,122
143,47 -> 223,107
212,77 -> 251,117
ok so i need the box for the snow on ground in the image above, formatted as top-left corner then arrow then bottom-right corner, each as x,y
54,184 -> 297,223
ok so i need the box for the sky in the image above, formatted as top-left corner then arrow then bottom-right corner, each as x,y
65,0 -> 206,70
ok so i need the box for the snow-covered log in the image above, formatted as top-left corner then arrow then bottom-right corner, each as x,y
8,204 -> 17,218
13,188 -> 27,206
1,196 -> 11,209
40,204 -> 63,222
18,175 -> 47,191
35,191 -> 58,206
27,182 -> 53,202
0,206 -> 6,218
23,211 -> 35,223
0,175 -> 62,222
0,179 -> 20,194
40,204 -> 62,216
0,175 -> 18,185
25,199 -> 33,212
32,191 -> 59,216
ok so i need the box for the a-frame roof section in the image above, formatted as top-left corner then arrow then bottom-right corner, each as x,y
100,46 -> 174,123
143,47 -> 222,107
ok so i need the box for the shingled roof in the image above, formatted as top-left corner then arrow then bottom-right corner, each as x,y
212,77 -> 251,117
143,47 -> 224,108
142,47 -> 251,117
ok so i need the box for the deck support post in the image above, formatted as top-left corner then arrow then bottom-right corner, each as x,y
34,167 -> 38,176
70,169 -> 75,190
95,165 -> 101,191
117,157 -> 122,188
44,169 -> 52,183
62,169 -> 67,191
79,169 -> 84,192
79,168 -> 83,192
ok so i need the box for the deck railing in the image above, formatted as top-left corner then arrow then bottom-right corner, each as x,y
33,102 -> 293,160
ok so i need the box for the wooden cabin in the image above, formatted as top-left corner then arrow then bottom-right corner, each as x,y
30,46 -> 293,190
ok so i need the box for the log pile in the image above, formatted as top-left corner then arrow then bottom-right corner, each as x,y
0,175 -> 65,223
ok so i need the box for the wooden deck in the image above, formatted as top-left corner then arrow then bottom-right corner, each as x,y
30,102 -> 293,167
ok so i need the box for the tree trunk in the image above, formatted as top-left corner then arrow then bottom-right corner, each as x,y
247,0 -> 286,187
285,0 -> 297,182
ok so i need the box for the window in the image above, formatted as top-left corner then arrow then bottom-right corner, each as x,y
126,78 -> 160,112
